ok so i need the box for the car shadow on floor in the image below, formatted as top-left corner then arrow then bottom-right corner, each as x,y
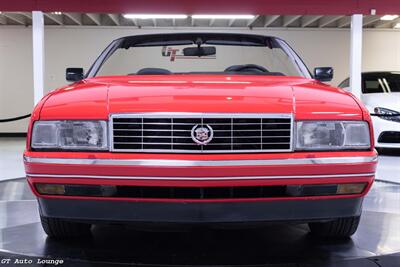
40,223 -> 360,266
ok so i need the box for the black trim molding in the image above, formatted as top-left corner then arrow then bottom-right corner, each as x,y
0,132 -> 27,138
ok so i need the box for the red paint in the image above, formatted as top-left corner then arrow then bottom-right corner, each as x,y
1,0 -> 400,15
23,40 -> 378,222
38,75 -> 364,121
24,152 -> 377,178
24,74 -> 377,198
24,150 -> 376,161
24,161 -> 377,178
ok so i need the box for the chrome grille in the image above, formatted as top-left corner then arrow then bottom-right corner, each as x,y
110,113 -> 293,153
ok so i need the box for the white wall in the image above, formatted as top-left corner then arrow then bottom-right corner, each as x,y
363,30 -> 400,72
0,27 -> 33,132
1,26 -> 400,132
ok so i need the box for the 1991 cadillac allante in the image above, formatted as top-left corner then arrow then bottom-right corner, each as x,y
24,33 -> 377,238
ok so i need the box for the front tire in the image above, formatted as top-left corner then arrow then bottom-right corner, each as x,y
40,216 -> 92,238
308,216 -> 360,238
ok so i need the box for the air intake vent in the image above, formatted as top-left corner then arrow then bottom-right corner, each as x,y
378,131 -> 400,143
110,113 -> 293,153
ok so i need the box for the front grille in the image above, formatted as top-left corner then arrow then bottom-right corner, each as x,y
116,185 -> 288,199
378,131 -> 400,143
110,113 -> 293,153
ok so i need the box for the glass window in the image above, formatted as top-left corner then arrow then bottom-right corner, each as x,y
89,34 -> 311,78
97,45 -> 303,77
363,73 -> 400,93
338,78 -> 349,88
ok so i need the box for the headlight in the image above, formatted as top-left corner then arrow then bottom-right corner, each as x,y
374,107 -> 400,122
31,121 -> 108,150
296,121 -> 370,151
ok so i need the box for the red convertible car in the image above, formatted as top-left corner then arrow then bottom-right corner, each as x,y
24,33 -> 377,239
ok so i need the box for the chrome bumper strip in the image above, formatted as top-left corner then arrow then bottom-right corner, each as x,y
26,172 -> 375,180
24,155 -> 377,167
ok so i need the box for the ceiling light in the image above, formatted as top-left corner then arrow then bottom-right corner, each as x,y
192,15 -> 255,20
51,11 -> 62,15
380,15 -> 399,21
123,14 -> 188,19
394,23 -> 400,28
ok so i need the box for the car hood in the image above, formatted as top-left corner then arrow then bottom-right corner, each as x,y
362,93 -> 400,113
39,75 -> 363,120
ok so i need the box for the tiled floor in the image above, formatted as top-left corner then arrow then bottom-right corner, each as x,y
0,138 -> 25,181
376,155 -> 400,184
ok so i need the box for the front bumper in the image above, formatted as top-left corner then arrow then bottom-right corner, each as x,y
372,116 -> 400,148
25,151 -> 377,223
38,197 -> 364,223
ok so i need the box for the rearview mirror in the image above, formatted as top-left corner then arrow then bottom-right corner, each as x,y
314,67 -> 333,82
66,68 -> 84,82
183,46 -> 216,57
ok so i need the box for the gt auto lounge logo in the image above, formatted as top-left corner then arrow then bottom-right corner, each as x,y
162,47 -> 179,61
162,46 -> 216,61
1,258 -> 64,265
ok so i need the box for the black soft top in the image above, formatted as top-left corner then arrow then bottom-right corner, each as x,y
114,32 -> 281,49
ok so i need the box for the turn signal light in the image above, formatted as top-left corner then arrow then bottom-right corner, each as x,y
36,184 -> 65,195
336,183 -> 366,195
35,183 -> 117,197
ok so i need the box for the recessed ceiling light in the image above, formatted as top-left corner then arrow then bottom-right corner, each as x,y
51,11 -> 62,15
123,14 -> 188,19
192,15 -> 255,20
380,15 -> 399,21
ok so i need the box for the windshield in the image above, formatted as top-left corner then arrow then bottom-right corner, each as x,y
87,33 -> 311,78
363,73 -> 400,94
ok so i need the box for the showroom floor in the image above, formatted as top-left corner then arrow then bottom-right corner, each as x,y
0,137 -> 399,266
0,180 -> 398,266
0,138 -> 25,181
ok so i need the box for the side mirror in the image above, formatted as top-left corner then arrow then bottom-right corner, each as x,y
66,68 -> 84,82
314,67 -> 333,82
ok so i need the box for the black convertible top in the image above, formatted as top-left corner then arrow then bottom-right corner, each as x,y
115,32 -> 281,49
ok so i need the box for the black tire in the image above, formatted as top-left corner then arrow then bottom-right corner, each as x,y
40,216 -> 92,238
308,216 -> 360,238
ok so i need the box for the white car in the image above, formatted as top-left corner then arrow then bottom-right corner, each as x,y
339,72 -> 400,149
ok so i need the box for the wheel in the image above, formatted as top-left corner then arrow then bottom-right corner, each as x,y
308,216 -> 360,238
40,216 -> 92,238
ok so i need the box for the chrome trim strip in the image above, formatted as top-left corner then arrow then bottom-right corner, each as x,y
109,112 -> 294,154
110,112 -> 293,119
26,172 -> 375,180
24,156 -> 378,167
